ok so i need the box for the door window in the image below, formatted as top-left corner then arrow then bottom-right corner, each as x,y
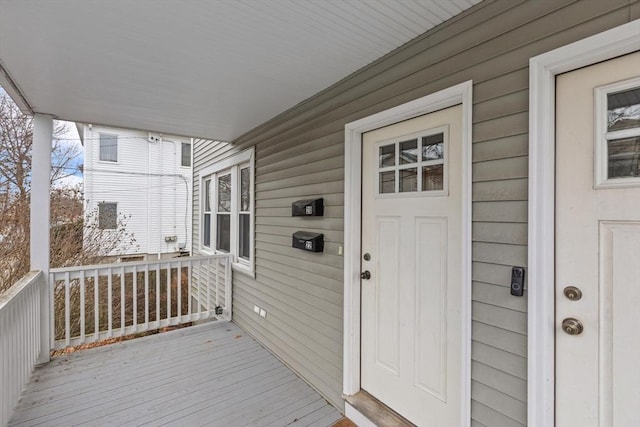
376,126 -> 447,196
595,78 -> 640,188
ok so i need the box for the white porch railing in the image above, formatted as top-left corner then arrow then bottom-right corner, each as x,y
48,254 -> 232,350
0,271 -> 47,427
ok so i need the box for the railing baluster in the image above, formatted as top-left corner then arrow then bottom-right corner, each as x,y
177,261 -> 182,322
145,265 -> 149,326
215,257 -> 220,308
120,267 -> 125,335
94,271 -> 99,341
133,265 -> 138,329
207,258 -> 211,316
107,269 -> 113,338
198,259 -> 203,317
155,264 -> 160,325
187,261 -> 192,316
64,272 -> 70,347
80,270 -> 85,343
166,264 -> 171,321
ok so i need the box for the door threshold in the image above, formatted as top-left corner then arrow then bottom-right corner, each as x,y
344,391 -> 415,427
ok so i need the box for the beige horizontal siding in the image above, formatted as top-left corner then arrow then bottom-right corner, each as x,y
192,0 -> 640,423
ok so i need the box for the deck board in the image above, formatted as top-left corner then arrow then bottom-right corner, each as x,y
9,321 -> 341,427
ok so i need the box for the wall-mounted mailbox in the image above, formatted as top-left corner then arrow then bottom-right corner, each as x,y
292,198 -> 324,217
292,231 -> 324,252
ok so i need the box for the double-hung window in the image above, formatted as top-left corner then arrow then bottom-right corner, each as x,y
201,148 -> 254,273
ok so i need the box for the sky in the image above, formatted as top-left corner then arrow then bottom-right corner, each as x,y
1,85 -> 85,189
53,121 -> 84,189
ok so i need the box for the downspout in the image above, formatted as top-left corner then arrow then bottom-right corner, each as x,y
160,138 -> 180,254
147,139 -> 152,257
158,135 -> 163,260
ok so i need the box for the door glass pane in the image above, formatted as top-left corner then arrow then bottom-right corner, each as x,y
608,136 -> 640,178
240,167 -> 250,212
422,164 -> 444,191
217,174 -> 231,212
216,214 -> 230,252
379,171 -> 395,193
379,144 -> 395,167
400,139 -> 418,164
239,213 -> 250,260
422,134 -> 444,161
400,168 -> 417,192
608,87 -> 640,131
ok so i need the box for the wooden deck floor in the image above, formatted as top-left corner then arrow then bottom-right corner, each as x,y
9,321 -> 342,427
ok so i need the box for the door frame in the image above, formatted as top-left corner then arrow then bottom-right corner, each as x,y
343,80 -> 473,425
528,19 -> 640,427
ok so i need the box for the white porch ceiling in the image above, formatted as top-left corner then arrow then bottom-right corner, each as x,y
0,0 -> 481,141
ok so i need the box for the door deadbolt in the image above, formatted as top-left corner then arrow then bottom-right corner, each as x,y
563,286 -> 582,301
361,271 -> 371,280
363,253 -> 371,261
561,318 -> 584,335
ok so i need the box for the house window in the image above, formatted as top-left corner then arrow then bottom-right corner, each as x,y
203,179 -> 211,248
99,133 -> 118,162
98,202 -> 117,229
181,142 -> 191,167
201,148 -> 254,272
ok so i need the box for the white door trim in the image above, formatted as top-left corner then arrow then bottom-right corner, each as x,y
343,80 -> 473,426
528,19 -> 640,427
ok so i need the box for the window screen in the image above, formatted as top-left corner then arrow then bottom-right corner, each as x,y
98,203 -> 117,229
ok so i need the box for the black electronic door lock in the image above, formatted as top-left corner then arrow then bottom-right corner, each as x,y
510,266 -> 525,296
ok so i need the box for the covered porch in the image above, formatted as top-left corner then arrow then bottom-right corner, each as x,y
9,321 -> 341,427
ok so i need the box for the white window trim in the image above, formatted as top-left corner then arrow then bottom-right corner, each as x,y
594,76 -> 640,189
343,80 -> 472,427
198,148 -> 255,276
528,19 -> 640,427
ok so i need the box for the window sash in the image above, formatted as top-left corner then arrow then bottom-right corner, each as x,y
99,134 -> 118,162
181,143 -> 191,167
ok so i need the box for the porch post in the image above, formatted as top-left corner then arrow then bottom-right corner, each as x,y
31,113 -> 53,364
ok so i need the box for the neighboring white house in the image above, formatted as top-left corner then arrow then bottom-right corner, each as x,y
79,124 -> 192,259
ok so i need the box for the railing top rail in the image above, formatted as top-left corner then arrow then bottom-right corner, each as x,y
49,254 -> 233,274
0,270 -> 43,311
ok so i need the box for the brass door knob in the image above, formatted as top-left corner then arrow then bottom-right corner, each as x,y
562,318 -> 584,335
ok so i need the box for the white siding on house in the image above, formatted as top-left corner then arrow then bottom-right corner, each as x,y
83,125 -> 192,258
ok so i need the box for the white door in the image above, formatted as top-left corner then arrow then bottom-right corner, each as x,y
556,51 -> 640,426
361,105 -> 463,426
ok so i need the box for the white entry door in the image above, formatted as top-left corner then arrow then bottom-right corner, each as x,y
361,105 -> 463,426
555,51 -> 640,426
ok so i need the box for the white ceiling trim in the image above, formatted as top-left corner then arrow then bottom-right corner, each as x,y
0,0 -> 481,140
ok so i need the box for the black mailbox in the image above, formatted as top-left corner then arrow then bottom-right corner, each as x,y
292,198 -> 324,217
292,231 -> 324,252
